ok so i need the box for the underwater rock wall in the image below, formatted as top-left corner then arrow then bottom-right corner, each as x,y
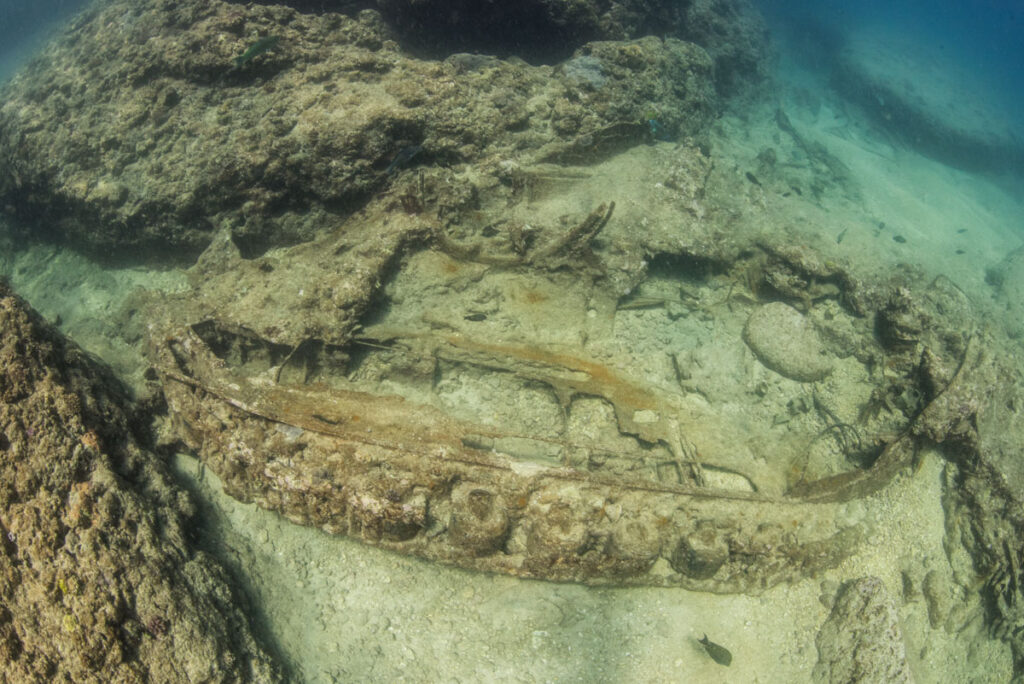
234,0 -> 772,91
372,0 -> 771,93
0,280 -> 281,682
0,0 -> 739,261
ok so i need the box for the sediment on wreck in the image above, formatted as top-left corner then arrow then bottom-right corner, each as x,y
145,227 -> 1000,593
5,0 -> 1023,679
0,280 -> 282,682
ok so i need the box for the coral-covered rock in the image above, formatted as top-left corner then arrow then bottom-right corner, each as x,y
0,280 -> 280,682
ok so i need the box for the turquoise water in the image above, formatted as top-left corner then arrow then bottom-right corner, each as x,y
760,0 -> 1024,127
0,0 -> 88,83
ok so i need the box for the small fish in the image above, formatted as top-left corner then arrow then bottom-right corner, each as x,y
385,145 -> 423,175
745,171 -> 761,186
698,634 -> 732,667
647,118 -> 673,142
836,228 -> 848,244
234,36 -> 281,68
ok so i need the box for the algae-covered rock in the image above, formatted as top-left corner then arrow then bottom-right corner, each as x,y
0,0 -> 718,261
0,280 -> 281,682
941,347 -> 1024,669
813,576 -> 912,683
742,301 -> 832,382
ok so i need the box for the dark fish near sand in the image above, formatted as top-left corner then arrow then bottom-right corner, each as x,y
698,634 -> 733,666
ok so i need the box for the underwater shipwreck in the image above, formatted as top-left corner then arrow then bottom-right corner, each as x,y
151,191 -> 988,595
1,0 -> 1024,680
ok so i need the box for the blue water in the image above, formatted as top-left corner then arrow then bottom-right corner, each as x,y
0,0 -> 89,82
759,0 -> 1024,130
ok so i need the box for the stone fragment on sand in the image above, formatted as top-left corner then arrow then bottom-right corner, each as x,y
742,302 -> 831,382
813,576 -> 912,683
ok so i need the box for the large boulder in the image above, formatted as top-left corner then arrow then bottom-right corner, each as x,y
0,279 -> 281,682
742,301 -> 832,382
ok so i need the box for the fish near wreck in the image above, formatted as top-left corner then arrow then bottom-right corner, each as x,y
385,145 -> 424,175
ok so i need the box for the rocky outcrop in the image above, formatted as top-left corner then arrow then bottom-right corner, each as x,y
372,0 -> 771,93
0,0 -> 725,261
0,280 -> 281,682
